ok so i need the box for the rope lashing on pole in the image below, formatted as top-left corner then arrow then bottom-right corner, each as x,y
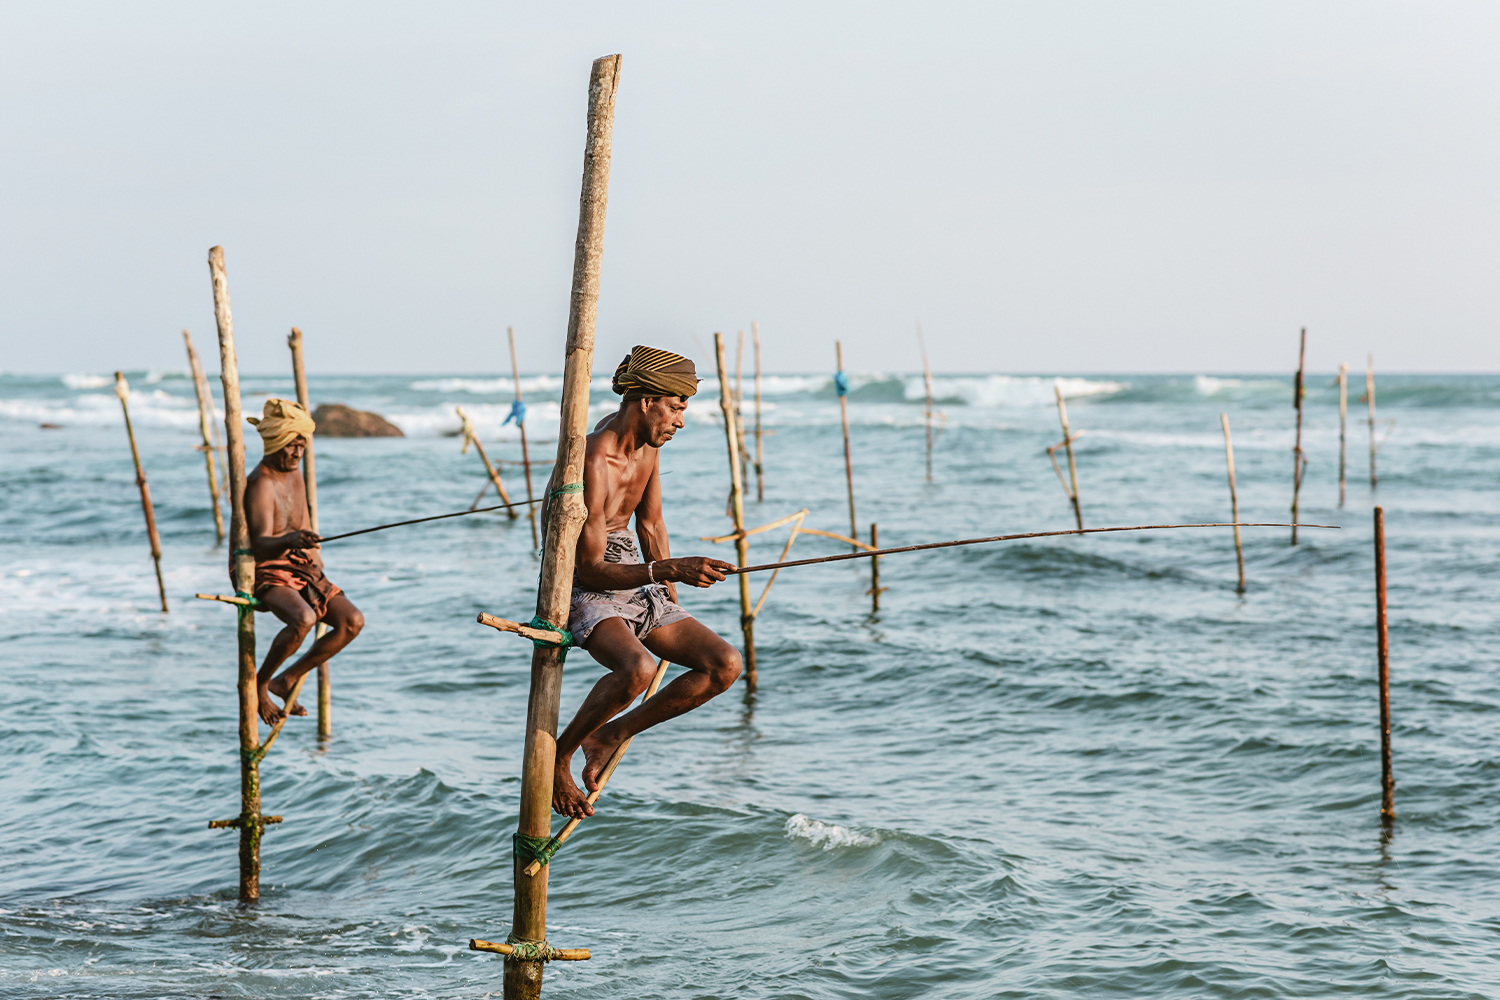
470,938 -> 591,962
727,523 -> 1340,575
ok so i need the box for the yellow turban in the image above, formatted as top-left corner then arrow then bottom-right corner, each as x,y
247,398 -> 316,454
612,346 -> 699,401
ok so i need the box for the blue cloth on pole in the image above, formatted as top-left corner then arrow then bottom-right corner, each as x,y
834,371 -> 850,397
502,399 -> 526,427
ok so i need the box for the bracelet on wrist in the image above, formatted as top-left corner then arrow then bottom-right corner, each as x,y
647,561 -> 656,583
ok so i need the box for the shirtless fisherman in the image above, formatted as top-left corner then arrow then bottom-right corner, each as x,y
242,399 -> 364,724
550,346 -> 741,819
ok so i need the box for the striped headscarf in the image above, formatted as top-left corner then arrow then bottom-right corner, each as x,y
611,346 -> 699,401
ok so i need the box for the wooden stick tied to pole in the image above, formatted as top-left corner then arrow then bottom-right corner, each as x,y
753,321 -> 764,502
1374,506 -> 1395,822
184,330 -> 226,545
287,327 -> 331,737
503,53 -> 619,1000
114,373 -> 168,612
715,333 -> 757,690
209,245 -> 264,904
509,326 -> 540,550
520,658 -> 670,877
1220,413 -> 1246,594
836,340 -> 857,550
1055,383 -> 1083,532
1291,327 -> 1306,545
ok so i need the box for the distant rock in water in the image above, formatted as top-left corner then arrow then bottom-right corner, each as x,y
312,403 -> 404,438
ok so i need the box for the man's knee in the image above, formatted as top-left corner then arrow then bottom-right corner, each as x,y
706,646 -> 743,693
336,605 -> 364,638
280,608 -> 316,640
620,655 -> 658,697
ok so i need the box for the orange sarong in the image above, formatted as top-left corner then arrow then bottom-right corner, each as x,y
251,547 -> 342,620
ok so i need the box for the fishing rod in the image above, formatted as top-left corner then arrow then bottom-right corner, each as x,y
730,522 -> 1340,575
317,497 -> 545,543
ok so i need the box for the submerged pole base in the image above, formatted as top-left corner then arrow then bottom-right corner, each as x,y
470,938 -> 591,961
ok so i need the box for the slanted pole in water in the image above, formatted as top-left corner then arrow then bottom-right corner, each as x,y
1220,413 -> 1246,594
1291,328 -> 1307,545
918,324 -> 934,483
503,53 -> 619,1000
1054,383 -> 1083,531
1367,354 -> 1378,489
1338,362 -> 1348,509
509,326 -> 540,550
836,341 -> 858,550
184,330 -> 226,544
114,372 -> 168,612
457,407 -> 518,518
209,245 -> 264,903
716,333 -> 757,690
1374,506 -> 1394,822
287,327 -> 331,738
753,321 -> 764,502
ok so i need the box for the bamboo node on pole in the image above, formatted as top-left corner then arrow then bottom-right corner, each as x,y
470,939 -> 591,962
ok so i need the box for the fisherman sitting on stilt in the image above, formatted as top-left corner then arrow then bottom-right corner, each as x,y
549,346 -> 740,819
243,399 -> 364,724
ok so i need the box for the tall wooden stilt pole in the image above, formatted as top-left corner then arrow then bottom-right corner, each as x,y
734,331 -> 751,500
715,333 -> 757,690
918,324 -> 934,483
509,326 -> 540,551
1221,413 -> 1245,594
184,331 -> 226,545
1367,353 -> 1378,489
1338,362 -> 1348,509
1055,383 -> 1083,532
209,245 -> 262,904
868,522 -> 885,612
752,321 -> 764,502
287,327 -> 331,738
114,373 -> 168,612
1291,328 -> 1306,546
836,341 -> 857,550
505,54 -> 620,1000
1374,505 -> 1394,822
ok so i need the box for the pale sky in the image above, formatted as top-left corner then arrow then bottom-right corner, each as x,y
2,2 -> 1496,376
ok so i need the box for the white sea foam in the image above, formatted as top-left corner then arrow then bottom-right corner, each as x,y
906,374 -> 1127,407
784,814 -> 879,850
61,374 -> 112,389
0,390 -> 201,429
410,375 -> 566,395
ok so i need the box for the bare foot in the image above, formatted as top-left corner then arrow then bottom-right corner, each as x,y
257,687 -> 285,726
268,675 -> 309,716
551,755 -> 593,819
579,726 -> 626,795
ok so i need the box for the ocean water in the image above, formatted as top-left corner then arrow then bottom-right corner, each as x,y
2,368 -> 1498,999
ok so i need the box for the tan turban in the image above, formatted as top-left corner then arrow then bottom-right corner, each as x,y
612,346 -> 699,401
247,398 -> 316,454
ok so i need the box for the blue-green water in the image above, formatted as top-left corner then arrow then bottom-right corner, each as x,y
2,369 -> 1498,998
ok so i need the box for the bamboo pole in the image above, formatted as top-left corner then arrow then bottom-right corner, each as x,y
504,53 -> 619,1000
735,331 -> 750,500
753,321 -> 764,502
457,407 -> 519,518
516,657 -> 670,877
183,330 -> 226,544
1338,362 -> 1348,509
1220,413 -> 1245,594
868,523 -> 886,612
1367,353 -> 1378,489
715,332 -> 757,690
1054,383 -> 1083,531
287,327 -> 331,738
918,324 -> 934,483
209,245 -> 264,904
113,373 -> 168,612
836,341 -> 857,550
1374,505 -> 1394,822
1291,328 -> 1306,545
509,326 -> 540,550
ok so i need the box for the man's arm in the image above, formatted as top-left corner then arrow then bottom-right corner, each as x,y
573,448 -> 733,592
246,474 -> 321,562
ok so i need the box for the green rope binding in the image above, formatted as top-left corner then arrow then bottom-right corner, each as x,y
549,482 -> 584,499
525,616 -> 574,651
513,833 -> 554,867
505,936 -> 559,962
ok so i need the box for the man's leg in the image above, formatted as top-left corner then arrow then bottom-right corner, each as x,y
255,587 -> 317,724
556,617 -> 742,818
265,593 -> 364,719
552,617 -> 660,818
